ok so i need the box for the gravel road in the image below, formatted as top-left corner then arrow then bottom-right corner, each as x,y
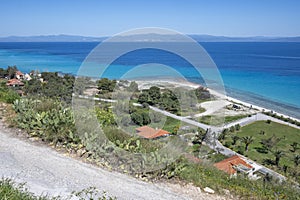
0,125 -> 227,200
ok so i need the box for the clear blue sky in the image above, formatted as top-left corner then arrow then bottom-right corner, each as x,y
1,0 -> 300,37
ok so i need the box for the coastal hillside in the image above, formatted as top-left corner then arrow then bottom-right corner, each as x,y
1,0 -> 300,199
1,68 -> 299,199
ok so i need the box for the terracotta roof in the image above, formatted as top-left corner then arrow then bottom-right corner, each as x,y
214,155 -> 253,175
16,71 -> 24,76
136,126 -> 170,139
6,78 -> 24,86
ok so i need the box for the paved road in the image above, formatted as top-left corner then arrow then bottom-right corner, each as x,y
76,95 -> 117,103
149,106 -> 287,182
150,106 -> 214,131
76,96 -> 290,183
224,113 -> 300,130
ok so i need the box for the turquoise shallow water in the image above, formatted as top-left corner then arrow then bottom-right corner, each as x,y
0,42 -> 299,118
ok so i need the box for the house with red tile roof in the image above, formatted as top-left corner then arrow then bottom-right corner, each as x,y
136,126 -> 170,139
6,78 -> 24,87
214,155 -> 253,175
15,71 -> 24,80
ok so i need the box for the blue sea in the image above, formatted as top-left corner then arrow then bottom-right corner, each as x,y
0,42 -> 299,119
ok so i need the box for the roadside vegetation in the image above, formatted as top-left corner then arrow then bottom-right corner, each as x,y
171,158 -> 300,199
263,111 -> 300,127
0,80 -> 20,103
0,178 -> 116,200
0,178 -> 48,200
1,67 -> 300,199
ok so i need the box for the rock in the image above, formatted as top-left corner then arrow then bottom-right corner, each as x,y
204,187 -> 215,194
223,189 -> 230,196
197,187 -> 201,192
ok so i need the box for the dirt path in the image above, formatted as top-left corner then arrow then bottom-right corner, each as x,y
0,124 -> 228,200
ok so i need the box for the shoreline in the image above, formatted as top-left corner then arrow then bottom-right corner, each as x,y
209,89 -> 300,123
135,78 -> 300,123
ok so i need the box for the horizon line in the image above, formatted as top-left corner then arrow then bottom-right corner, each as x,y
1,34 -> 300,38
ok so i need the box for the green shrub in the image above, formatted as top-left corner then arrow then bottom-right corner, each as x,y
0,178 -> 117,200
235,124 -> 241,131
171,158 -> 300,199
264,112 -> 300,127
229,126 -> 235,133
95,107 -> 116,127
224,141 -> 232,148
103,127 -> 161,153
0,178 -> 48,200
0,82 -> 20,103
13,98 -> 79,145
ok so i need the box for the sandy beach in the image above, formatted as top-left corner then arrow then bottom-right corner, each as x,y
135,79 -> 300,122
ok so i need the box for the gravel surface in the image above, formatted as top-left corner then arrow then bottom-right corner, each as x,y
0,124 -> 228,200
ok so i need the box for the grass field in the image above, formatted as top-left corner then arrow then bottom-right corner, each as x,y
221,120 -> 300,182
198,114 -> 249,126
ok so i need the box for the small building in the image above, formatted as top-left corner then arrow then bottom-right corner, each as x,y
6,78 -> 24,87
214,155 -> 253,175
15,71 -> 24,80
24,73 -> 32,81
136,126 -> 170,139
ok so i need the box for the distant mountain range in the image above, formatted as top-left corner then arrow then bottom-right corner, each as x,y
0,35 -> 106,42
0,34 -> 300,42
190,35 -> 300,42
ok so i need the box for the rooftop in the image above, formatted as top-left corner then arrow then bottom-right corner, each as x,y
6,78 -> 24,86
136,126 -> 170,139
214,155 -> 253,175
15,71 -> 24,76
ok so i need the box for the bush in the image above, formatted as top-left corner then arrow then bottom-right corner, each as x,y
236,145 -> 244,154
0,81 -> 20,103
224,141 -> 231,148
0,178 -> 116,200
95,107 -> 116,127
229,126 -> 235,133
13,98 -> 79,145
130,108 -> 151,126
24,73 -> 75,103
103,127 -> 161,153
263,111 -> 300,127
255,146 -> 268,154
1,90 -> 20,103
0,178 -> 48,200
235,124 -> 241,131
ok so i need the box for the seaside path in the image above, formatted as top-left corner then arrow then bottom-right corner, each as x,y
223,113 -> 300,130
